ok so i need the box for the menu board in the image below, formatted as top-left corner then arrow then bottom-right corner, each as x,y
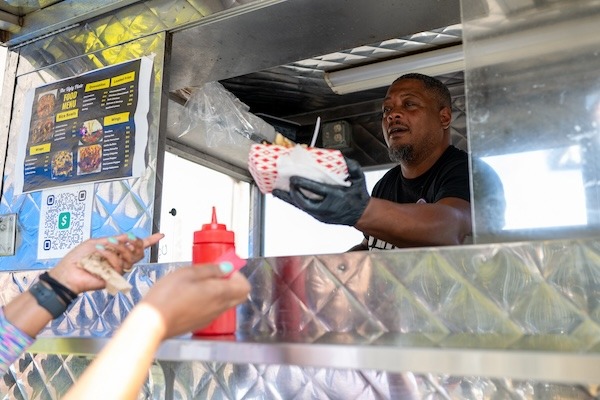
15,57 -> 153,194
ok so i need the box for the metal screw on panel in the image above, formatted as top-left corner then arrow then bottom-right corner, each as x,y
337,264 -> 346,271
169,208 -> 177,216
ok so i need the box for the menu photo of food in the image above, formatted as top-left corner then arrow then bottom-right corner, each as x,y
79,119 -> 103,145
35,90 -> 57,118
31,116 -> 55,144
51,150 -> 74,179
78,144 -> 102,175
29,89 -> 58,146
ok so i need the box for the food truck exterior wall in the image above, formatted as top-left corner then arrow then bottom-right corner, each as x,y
0,0 -> 252,271
0,32 -> 167,271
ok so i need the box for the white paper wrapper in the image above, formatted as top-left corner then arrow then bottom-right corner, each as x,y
248,144 -> 349,194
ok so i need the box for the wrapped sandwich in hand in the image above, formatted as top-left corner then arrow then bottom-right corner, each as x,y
79,254 -> 132,295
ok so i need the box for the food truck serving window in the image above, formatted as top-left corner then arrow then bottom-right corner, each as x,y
158,152 -> 250,262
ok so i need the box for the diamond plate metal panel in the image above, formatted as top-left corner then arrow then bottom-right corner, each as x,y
1,353 -> 165,400
159,361 -> 425,400
2,238 -> 600,398
0,264 -> 178,398
236,239 -> 600,349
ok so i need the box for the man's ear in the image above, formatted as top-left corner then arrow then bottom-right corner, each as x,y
440,106 -> 452,129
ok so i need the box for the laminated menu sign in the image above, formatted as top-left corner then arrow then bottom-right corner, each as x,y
14,57 -> 153,194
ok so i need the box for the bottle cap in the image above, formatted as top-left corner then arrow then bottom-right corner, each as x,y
194,206 -> 235,244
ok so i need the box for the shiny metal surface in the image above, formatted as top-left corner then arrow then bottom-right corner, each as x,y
169,0 -> 461,90
27,337 -> 600,385
12,0 -> 261,75
3,237 -> 600,398
1,0 -> 251,46
7,0 -> 144,47
0,352 -> 164,399
0,0 -> 63,18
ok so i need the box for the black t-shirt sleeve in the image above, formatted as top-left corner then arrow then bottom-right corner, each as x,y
432,155 -> 470,203
370,167 -> 397,200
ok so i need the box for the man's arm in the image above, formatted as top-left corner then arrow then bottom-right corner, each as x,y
355,197 -> 471,248
273,157 -> 471,248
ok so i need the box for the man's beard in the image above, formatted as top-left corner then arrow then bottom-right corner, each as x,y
388,144 -> 414,163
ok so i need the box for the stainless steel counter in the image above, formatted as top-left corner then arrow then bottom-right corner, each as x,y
3,237 -> 600,399
29,334 -> 600,385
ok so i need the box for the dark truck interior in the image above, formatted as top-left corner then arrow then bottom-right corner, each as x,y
165,0 -> 467,172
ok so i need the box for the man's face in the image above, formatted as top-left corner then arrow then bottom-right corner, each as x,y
381,79 -> 450,163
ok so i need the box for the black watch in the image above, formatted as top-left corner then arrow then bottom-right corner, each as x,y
29,281 -> 68,319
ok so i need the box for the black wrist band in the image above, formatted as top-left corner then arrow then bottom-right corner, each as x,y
39,272 -> 77,304
29,281 -> 69,319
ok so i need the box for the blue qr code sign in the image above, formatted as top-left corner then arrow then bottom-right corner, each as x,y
43,190 -> 89,252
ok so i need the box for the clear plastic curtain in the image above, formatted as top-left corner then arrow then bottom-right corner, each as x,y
462,0 -> 600,243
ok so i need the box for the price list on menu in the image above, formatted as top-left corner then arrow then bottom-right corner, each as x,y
16,57 -> 152,194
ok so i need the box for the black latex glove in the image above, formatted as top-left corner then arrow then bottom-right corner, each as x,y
272,157 -> 370,226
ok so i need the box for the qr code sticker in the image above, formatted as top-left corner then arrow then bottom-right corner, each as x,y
38,184 -> 94,260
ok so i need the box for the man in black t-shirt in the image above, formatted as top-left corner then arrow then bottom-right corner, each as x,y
273,73 -> 473,250
366,143 -> 469,250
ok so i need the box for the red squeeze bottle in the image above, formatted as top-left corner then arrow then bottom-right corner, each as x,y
192,206 -> 236,336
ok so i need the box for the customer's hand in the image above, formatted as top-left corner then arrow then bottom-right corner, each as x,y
61,263 -> 251,400
141,265 -> 251,339
48,233 -> 164,295
272,157 -> 370,226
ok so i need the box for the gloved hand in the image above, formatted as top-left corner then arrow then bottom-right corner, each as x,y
272,157 -> 370,226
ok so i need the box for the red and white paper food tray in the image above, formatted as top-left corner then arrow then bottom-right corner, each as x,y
248,143 -> 348,194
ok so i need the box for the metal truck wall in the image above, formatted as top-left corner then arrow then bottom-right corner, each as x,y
0,0 -> 259,270
0,32 -> 167,271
